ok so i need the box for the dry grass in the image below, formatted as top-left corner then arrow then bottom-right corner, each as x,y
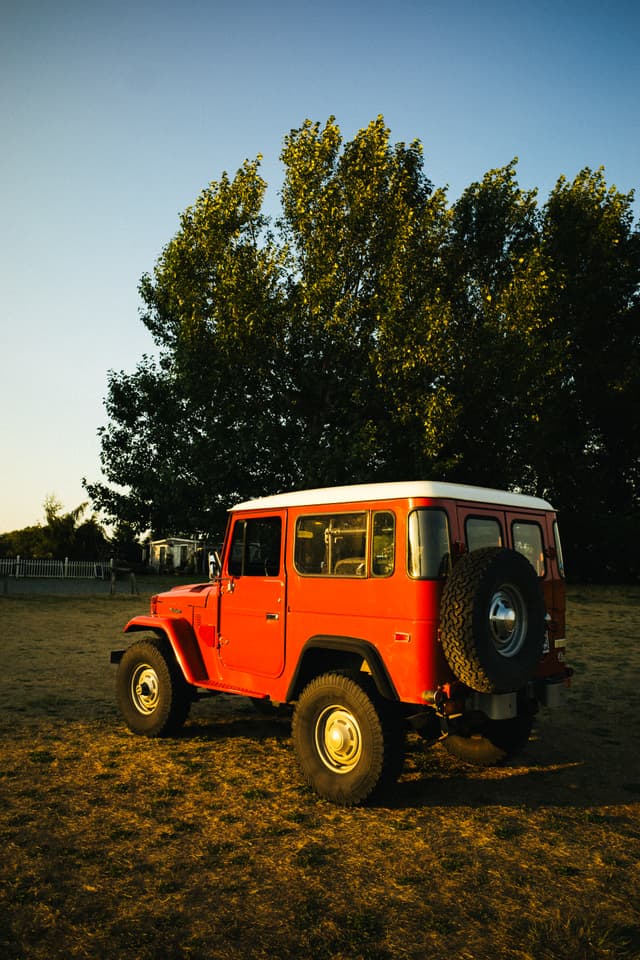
1,585 -> 639,959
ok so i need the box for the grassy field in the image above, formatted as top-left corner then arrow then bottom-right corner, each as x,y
1,585 -> 639,959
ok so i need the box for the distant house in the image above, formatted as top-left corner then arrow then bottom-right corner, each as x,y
148,537 -> 202,574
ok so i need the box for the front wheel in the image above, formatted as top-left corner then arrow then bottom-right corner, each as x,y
116,637 -> 192,737
292,672 -> 404,805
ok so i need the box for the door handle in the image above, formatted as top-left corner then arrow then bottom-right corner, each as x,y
265,612 -> 279,621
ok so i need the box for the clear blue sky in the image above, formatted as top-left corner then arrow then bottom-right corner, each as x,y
1,0 -> 638,534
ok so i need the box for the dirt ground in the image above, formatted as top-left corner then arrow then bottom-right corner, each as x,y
1,584 -> 639,959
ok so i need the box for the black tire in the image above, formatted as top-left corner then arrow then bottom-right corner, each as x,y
443,709 -> 535,766
292,672 -> 405,805
116,637 -> 192,737
439,547 -> 545,693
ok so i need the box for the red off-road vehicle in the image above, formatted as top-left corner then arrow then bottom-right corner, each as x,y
112,481 -> 571,804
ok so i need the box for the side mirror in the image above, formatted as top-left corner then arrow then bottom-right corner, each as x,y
208,551 -> 221,580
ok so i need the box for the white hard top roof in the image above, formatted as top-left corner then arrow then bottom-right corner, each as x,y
230,481 -> 553,513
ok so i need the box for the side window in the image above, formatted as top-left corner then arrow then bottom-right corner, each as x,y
408,509 -> 451,579
553,521 -> 565,579
512,521 -> 545,576
371,511 -> 395,577
466,516 -> 503,552
228,522 -> 244,577
294,513 -> 367,577
227,517 -> 282,577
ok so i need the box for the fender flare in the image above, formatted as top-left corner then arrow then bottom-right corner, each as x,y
286,635 -> 398,702
123,615 -> 209,685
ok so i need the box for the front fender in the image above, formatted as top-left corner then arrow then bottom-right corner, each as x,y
124,615 -> 209,685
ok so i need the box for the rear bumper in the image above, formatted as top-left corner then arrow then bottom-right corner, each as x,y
530,669 -> 573,708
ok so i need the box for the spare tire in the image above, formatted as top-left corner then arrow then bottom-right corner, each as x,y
439,547 -> 545,693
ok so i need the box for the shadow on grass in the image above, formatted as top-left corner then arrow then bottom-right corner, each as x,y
154,702 -> 636,811
180,711 -> 292,744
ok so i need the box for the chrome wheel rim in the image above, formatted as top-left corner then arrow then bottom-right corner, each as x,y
315,705 -> 362,773
131,663 -> 160,715
488,585 -> 527,657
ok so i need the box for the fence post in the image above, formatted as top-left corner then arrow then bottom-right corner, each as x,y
16,555 -> 22,579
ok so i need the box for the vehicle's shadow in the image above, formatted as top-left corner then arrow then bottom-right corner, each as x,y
175,698 -> 640,810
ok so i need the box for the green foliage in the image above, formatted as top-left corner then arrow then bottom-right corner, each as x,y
85,118 -> 640,579
0,524 -> 44,559
0,499 -> 111,560
538,168 -> 640,515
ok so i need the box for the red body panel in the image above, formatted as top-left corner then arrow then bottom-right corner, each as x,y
125,483 -> 569,706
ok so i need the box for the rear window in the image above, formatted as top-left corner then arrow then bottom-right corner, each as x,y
513,521 -> 545,576
408,509 -> 451,579
466,516 -> 503,552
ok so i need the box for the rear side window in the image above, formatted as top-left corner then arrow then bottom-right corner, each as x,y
228,517 -> 282,577
553,521 -> 565,578
466,516 -> 503,552
371,511 -> 395,577
294,513 -> 368,577
513,521 -> 545,576
408,509 -> 451,579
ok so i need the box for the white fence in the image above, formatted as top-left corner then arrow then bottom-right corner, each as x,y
0,557 -> 108,579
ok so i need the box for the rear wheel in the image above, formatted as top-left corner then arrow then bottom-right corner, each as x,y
292,672 -> 404,805
116,637 -> 192,737
442,700 -> 535,765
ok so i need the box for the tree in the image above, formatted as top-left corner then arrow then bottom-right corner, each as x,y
86,118 -> 640,579
278,116 -> 449,484
432,161 -> 548,488
40,496 -> 86,558
0,498 -> 110,560
0,524 -> 44,559
86,158 -> 288,536
86,118 -> 451,537
534,168 -> 640,579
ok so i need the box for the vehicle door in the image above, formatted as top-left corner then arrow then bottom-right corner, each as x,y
458,505 -> 554,644
218,512 -> 286,678
507,513 -> 547,577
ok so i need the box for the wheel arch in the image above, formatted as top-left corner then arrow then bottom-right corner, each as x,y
121,616 -> 208,686
115,634 -> 192,737
286,635 -> 398,703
